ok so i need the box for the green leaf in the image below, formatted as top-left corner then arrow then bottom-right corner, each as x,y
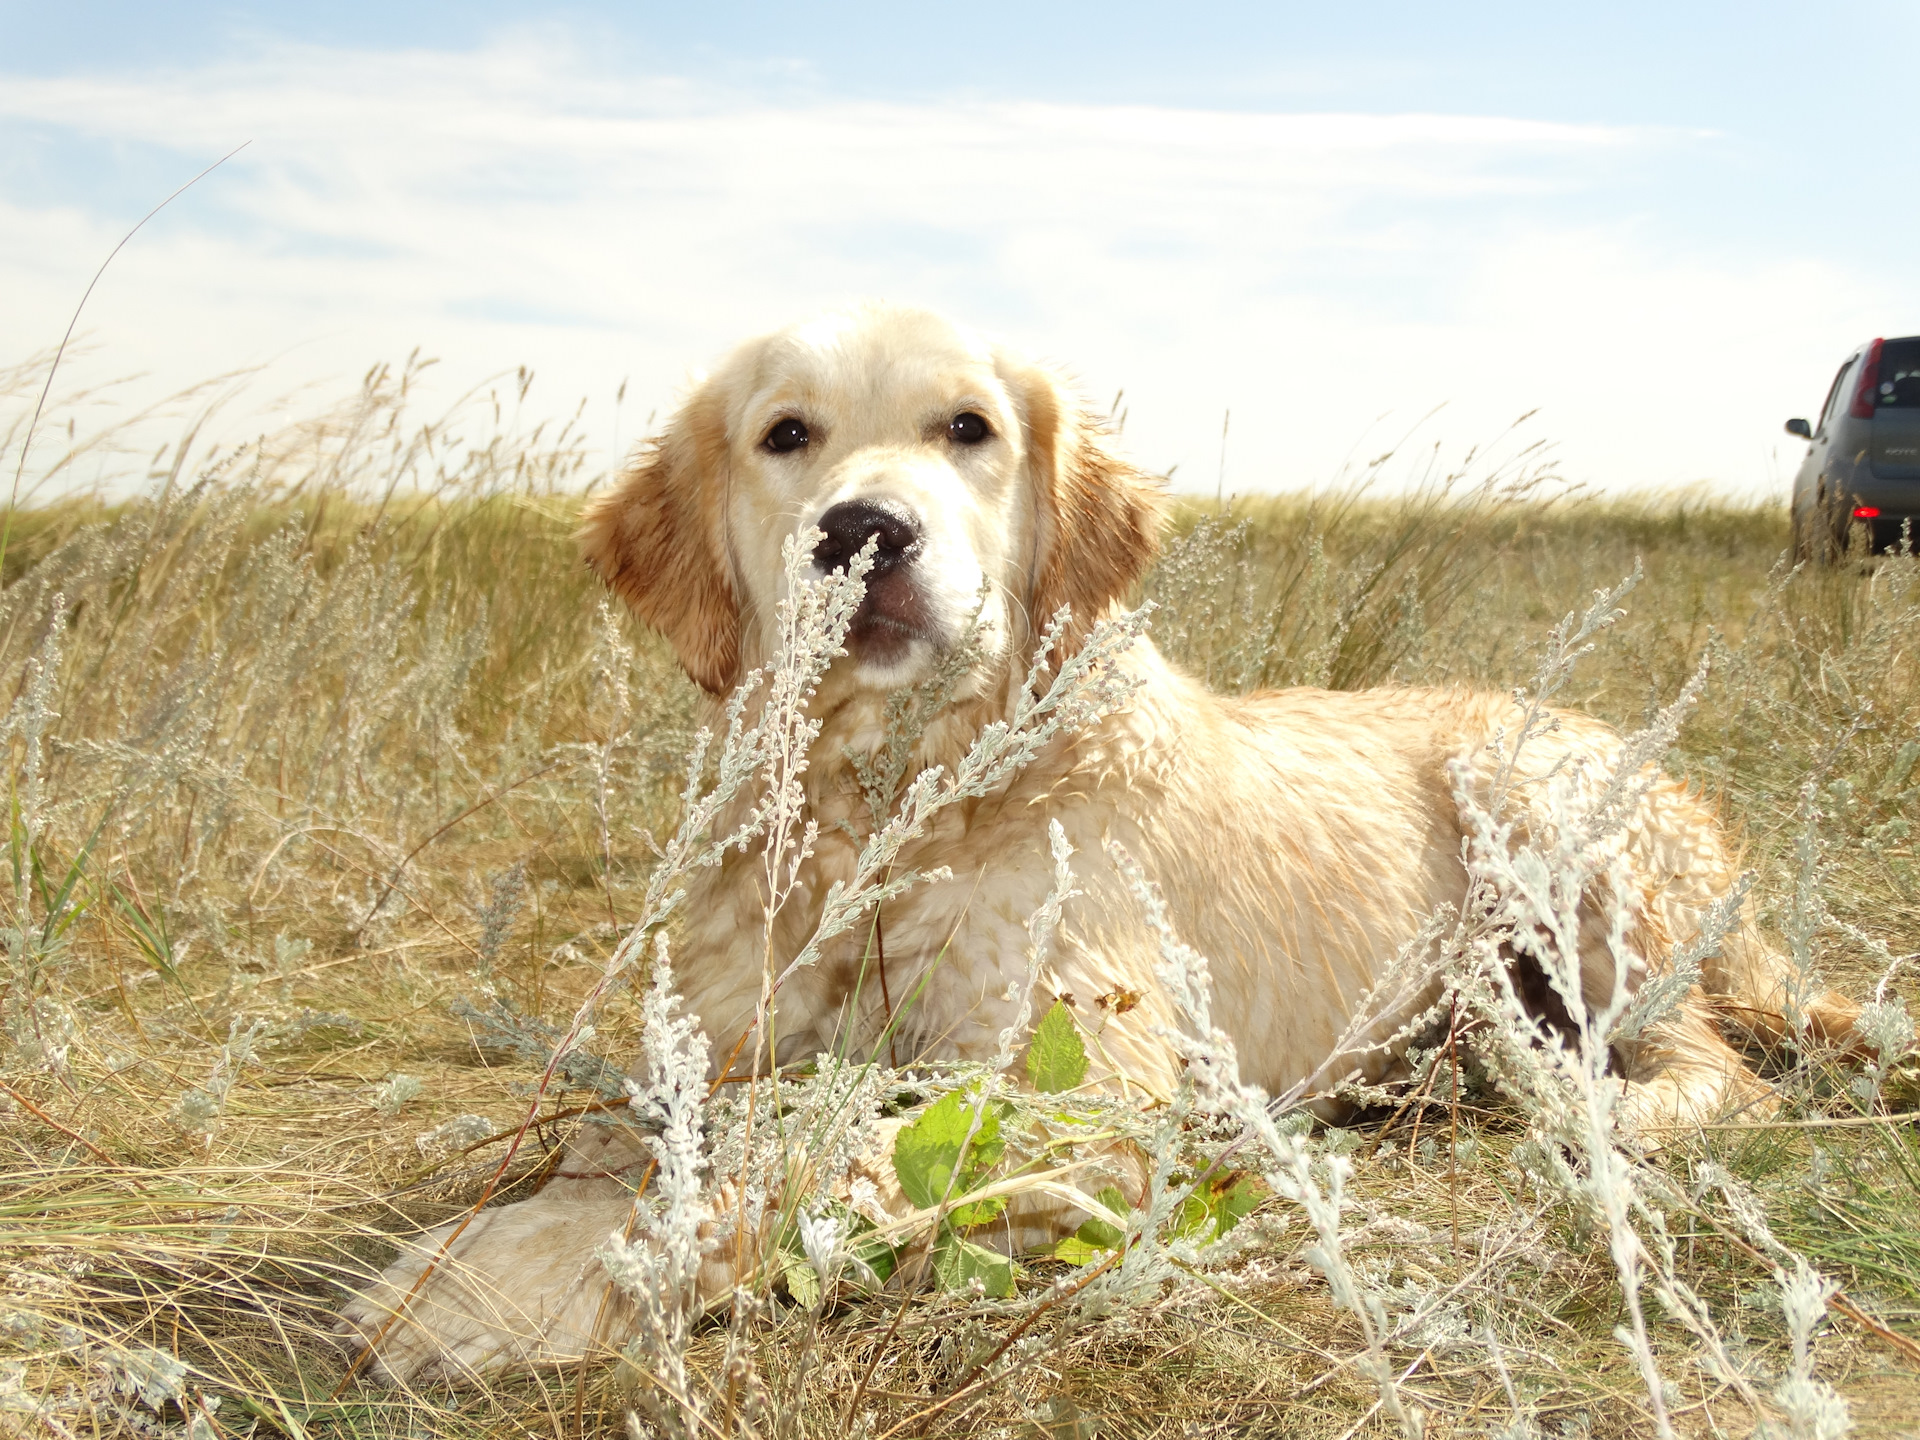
782,1252 -> 821,1309
1211,1176 -> 1262,1236
949,1195 -> 1007,1229
851,1227 -> 899,1285
1076,1186 -> 1128,1250
1051,1187 -> 1130,1265
1051,1236 -> 1111,1266
1173,1173 -> 1263,1242
932,1227 -> 1016,1297
892,1087 -> 1008,1210
1025,1000 -> 1089,1094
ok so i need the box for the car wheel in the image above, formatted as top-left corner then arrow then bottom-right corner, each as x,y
1791,509 -> 1831,565
1797,486 -> 1847,565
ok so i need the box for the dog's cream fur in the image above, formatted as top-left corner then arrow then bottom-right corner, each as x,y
339,305 -> 1865,1381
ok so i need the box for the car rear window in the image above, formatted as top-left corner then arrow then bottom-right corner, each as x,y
1877,338 -> 1920,409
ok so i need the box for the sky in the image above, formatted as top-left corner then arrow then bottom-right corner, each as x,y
4,1 -> 1917,500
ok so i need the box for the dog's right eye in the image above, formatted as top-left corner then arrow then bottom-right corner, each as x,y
764,418 -> 810,453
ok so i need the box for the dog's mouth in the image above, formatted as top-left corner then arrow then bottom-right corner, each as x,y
845,568 -> 936,663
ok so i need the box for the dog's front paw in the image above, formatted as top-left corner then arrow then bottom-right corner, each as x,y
338,1190 -> 638,1383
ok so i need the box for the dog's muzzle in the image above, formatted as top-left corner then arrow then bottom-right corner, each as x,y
812,499 -> 933,659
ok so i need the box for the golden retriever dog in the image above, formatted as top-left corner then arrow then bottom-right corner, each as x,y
339,304 -> 1868,1380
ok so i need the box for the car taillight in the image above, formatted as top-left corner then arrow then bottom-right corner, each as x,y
1849,338 -> 1885,419
1853,506 -> 1882,519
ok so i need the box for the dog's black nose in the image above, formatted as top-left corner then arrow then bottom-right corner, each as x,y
812,499 -> 924,577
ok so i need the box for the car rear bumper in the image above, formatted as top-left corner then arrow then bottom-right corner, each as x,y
1858,516 -> 1919,552
1813,473 -> 1920,551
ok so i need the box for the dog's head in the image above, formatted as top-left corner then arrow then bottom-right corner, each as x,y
580,305 -> 1163,698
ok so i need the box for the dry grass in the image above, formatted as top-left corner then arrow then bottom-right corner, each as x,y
2,370 -> 1917,1438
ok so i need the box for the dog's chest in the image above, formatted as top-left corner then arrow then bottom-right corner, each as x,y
770,778 -> 1069,1051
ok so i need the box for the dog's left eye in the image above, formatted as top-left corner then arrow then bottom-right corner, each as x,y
948,412 -> 990,446
764,418 -> 810,453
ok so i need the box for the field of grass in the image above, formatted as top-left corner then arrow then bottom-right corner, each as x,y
2,373 -> 1918,1438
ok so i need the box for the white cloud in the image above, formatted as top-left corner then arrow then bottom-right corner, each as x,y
0,36 -> 1897,497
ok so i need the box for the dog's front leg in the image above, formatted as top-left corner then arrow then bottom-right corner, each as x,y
337,1121 -> 664,1382
339,1108 -> 918,1382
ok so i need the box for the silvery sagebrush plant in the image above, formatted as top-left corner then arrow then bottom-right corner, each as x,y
1106,841 -> 1426,1440
600,937 -> 712,1439
699,556 -> 1155,1296
0,596 -> 84,1080
755,560 -> 1155,1018
1774,762 -> 1914,1107
1851,949 -> 1917,1106
591,529 -> 885,1378
1438,575 -> 1737,1438
1439,571 -> 1857,1438
1692,1160 -> 1857,1440
593,528 -> 1164,1436
372,1072 -> 423,1117
551,599 -> 643,900
468,859 -> 528,993
987,818 -> 1081,1076
0,1324 -> 218,1440
166,1016 -> 270,1141
114,1346 -> 227,1440
414,1112 -> 496,1157
481,528 -> 881,1140
1777,748 -> 1860,1052
845,582 -> 992,833
1085,567 -> 1864,1440
1764,1258 -> 1853,1439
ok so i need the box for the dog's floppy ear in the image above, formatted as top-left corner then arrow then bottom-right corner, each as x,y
578,381 -> 740,696
1008,357 -> 1165,660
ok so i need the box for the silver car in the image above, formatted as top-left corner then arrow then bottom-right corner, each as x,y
1787,336 -> 1920,559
